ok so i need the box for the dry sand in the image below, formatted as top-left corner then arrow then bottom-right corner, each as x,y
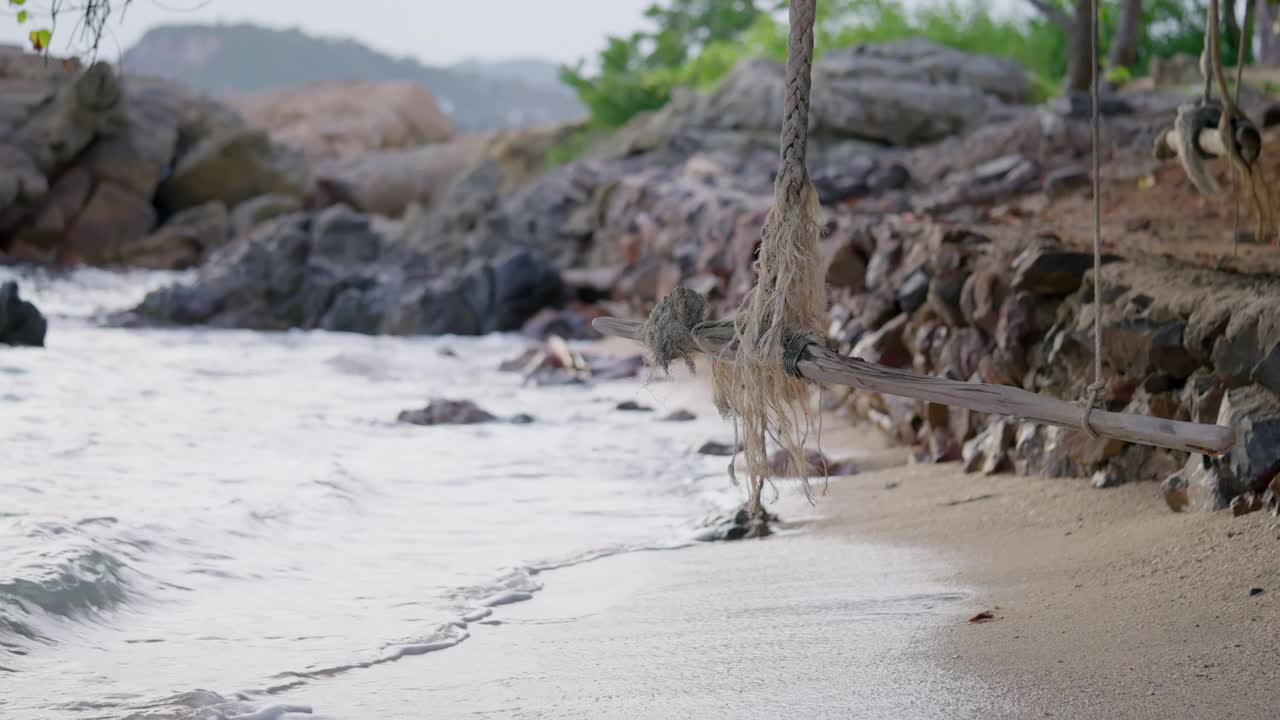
816,421 -> 1280,719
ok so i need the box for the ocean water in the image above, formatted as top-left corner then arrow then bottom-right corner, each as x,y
0,267 -> 766,719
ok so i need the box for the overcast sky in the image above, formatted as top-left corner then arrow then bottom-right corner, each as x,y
3,0 -> 656,66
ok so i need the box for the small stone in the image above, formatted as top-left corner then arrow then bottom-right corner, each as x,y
1011,240 -> 1118,297
509,413 -> 536,424
398,399 -> 499,426
697,441 -> 742,456
896,269 -> 930,314
1230,492 -> 1265,516
498,347 -> 541,373
1250,587 -> 1265,597
0,281 -> 47,347
851,313 -> 911,368
616,400 -> 653,412
662,409 -> 697,422
1092,467 -> 1123,488
1161,472 -> 1190,512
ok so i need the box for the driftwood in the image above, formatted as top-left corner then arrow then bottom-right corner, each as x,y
593,317 -> 1236,457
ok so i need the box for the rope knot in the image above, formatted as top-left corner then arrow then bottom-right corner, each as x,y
639,287 -> 708,374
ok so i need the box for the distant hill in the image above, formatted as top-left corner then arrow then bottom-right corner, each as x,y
121,23 -> 586,132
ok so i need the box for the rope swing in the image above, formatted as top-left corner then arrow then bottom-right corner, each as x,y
597,0 -> 1237,514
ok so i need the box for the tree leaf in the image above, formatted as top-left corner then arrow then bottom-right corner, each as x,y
17,9 -> 27,22
29,27 -> 50,51
9,0 -> 28,6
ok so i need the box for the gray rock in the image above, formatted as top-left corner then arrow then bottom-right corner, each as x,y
231,194 -> 302,237
1216,385 -> 1280,496
0,281 -> 46,347
397,399 -> 498,426
118,201 -> 229,270
120,205 -> 563,337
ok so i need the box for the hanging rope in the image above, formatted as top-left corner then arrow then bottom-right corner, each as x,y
1080,0 -> 1106,438
640,0 -> 824,516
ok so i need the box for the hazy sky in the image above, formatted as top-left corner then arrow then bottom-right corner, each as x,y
3,0 -> 656,66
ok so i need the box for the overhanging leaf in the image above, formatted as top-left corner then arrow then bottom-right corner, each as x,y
29,27 -> 50,51
17,9 -> 27,22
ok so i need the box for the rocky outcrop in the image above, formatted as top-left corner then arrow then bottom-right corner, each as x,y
311,135 -> 490,217
231,80 -> 455,162
0,51 -> 310,269
598,38 -> 1034,165
0,281 -> 46,347
118,205 -> 564,336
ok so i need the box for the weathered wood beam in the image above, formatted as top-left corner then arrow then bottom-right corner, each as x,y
592,317 -> 1236,457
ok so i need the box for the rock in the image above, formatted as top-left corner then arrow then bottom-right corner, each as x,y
1161,472 -> 1190,512
521,307 -> 602,341
960,265 -> 1008,335
1043,166 -> 1090,197
1181,369 -> 1225,425
509,413 -> 536,425
230,194 -> 302,236
589,354 -> 646,380
1212,311 -> 1262,388
412,248 -> 566,336
938,326 -> 989,381
822,236 -> 868,292
662,409 -> 697,422
120,206 -> 564,336
231,80 -> 455,162
498,347 -> 541,373
851,313 -> 910,368
961,419 -> 1016,475
397,399 -> 498,426
0,281 -> 47,347
695,505 -> 776,542
867,163 -> 910,192
1149,322 -> 1198,379
996,290 -> 1037,353
1254,342 -> 1280,397
813,40 -> 1029,146
311,137 -> 489,217
768,449 -> 856,477
896,269 -> 930,314
1215,385 -> 1280,496
118,201 -> 229,270
1230,492 -> 1265,516
616,400 -> 653,412
698,440 -> 742,456
1012,241 -> 1117,297
157,128 -> 310,214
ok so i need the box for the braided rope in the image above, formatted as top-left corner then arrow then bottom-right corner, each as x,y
776,0 -> 817,207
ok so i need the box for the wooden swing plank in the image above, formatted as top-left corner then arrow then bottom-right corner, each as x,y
592,317 -> 1235,457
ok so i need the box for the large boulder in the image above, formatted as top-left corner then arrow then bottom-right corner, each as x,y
600,39 -> 1032,163
312,135 -> 489,217
156,127 -> 310,214
231,80 -> 455,162
120,205 -> 564,336
0,281 -> 47,347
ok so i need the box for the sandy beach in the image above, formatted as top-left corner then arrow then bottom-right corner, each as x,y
257,359 -> 1280,719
